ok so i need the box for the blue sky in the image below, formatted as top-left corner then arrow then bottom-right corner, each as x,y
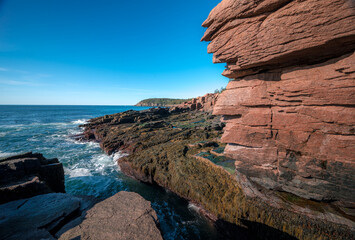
0,0 -> 226,105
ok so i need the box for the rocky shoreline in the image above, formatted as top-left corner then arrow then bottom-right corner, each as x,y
1,0 -> 354,239
1,107 -> 353,239
0,153 -> 163,240
79,107 -> 354,239
135,93 -> 219,111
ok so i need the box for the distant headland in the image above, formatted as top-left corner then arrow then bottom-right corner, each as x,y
135,98 -> 191,107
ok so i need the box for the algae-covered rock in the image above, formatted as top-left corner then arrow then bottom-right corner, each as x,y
81,108 -> 354,240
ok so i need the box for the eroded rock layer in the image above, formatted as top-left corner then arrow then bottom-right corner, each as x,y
0,152 -> 65,204
171,93 -> 219,112
202,0 -> 355,78
203,0 -> 355,209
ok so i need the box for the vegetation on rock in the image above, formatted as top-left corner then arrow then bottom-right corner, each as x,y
135,98 -> 191,106
80,108 -> 354,240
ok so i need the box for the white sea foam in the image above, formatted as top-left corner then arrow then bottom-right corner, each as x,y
0,132 -> 7,137
111,152 -> 128,171
46,122 -> 69,126
72,119 -> 88,125
27,136 -> 40,142
0,151 -> 18,158
92,152 -> 119,174
28,122 -> 69,127
87,141 -> 99,148
67,128 -> 83,136
66,167 -> 92,178
0,124 -> 25,128
188,202 -> 201,212
112,151 -> 128,161
0,124 -> 26,132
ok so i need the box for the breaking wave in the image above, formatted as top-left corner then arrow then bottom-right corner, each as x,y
71,119 -> 88,125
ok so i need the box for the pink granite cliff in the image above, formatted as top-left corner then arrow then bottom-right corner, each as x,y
202,0 -> 355,206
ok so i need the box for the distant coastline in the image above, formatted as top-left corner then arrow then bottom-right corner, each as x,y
135,98 -> 191,107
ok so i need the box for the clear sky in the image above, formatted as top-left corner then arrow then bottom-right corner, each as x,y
0,0 -> 226,105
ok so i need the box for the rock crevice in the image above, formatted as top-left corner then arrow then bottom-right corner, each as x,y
0,152 -> 65,204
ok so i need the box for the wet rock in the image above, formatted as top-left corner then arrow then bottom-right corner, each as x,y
0,152 -> 65,204
0,193 -> 90,240
58,191 -> 163,240
81,108 -> 354,239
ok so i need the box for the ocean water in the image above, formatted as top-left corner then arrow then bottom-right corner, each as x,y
0,105 -> 222,240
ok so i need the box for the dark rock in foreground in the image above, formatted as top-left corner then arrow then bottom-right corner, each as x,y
58,191 -> 163,240
0,152 -> 163,240
0,193 -> 95,240
0,152 -> 65,204
0,191 -> 162,240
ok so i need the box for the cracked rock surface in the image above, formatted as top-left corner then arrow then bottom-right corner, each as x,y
0,193 -> 89,240
203,0 -> 355,206
0,152 -> 65,204
0,192 -> 162,240
58,191 -> 163,240
80,108 -> 354,239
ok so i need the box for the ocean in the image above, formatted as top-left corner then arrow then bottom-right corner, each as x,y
0,105 -> 223,240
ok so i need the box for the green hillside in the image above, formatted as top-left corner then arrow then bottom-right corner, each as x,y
135,98 -> 190,106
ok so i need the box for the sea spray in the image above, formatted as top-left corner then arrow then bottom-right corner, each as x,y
0,105 -> 220,240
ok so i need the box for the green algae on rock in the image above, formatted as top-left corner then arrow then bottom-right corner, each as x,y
80,108 -> 354,240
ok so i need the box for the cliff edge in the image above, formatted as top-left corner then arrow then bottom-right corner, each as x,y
202,0 -> 355,216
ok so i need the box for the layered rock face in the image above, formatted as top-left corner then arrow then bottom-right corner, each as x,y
203,0 -> 355,205
81,108 -> 354,239
0,152 -> 65,204
171,93 -> 219,112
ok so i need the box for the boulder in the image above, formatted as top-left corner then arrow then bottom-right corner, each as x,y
0,152 -> 65,204
58,191 -> 163,240
0,193 -> 89,240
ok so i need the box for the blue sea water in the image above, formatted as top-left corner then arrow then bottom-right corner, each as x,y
0,105 -> 222,240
